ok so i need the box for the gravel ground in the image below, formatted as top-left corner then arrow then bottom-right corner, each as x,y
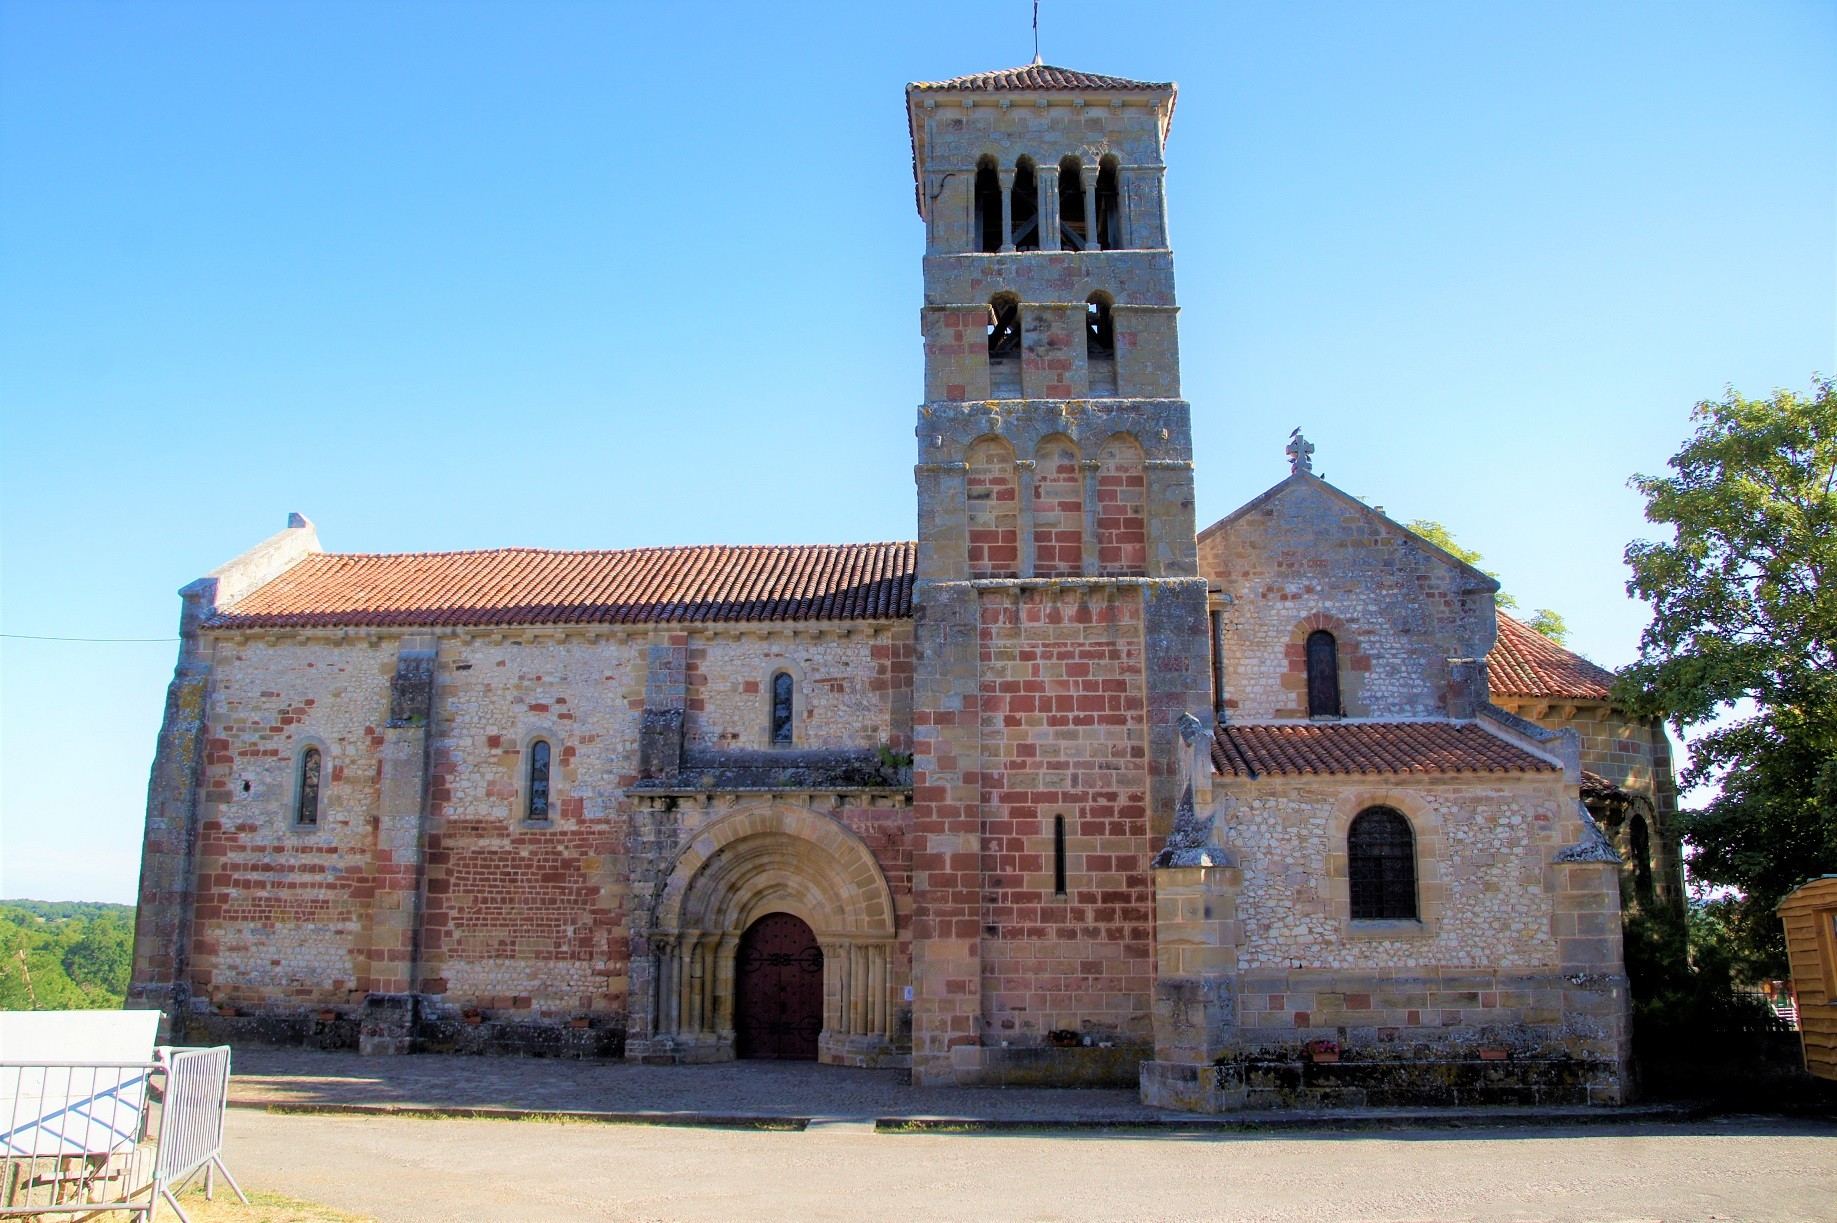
224,1109 -> 1837,1223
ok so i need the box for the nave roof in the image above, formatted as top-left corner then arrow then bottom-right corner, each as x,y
206,541 -> 916,629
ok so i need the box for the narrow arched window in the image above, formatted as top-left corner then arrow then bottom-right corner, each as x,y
1012,159 -> 1039,251
1086,293 -> 1116,396
526,739 -> 552,822
295,747 -> 322,827
1053,814 -> 1067,896
1095,157 -> 1122,250
1306,629 -> 1341,717
1058,157 -> 1087,250
973,157 -> 1002,253
770,671 -> 795,746
1348,807 -> 1417,921
987,294 -> 1021,399
1628,812 -> 1653,898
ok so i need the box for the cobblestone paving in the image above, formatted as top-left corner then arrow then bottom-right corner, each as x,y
229,1048 -> 1158,1121
226,1109 -> 1837,1223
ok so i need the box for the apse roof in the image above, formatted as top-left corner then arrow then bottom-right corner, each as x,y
1487,613 -> 1617,700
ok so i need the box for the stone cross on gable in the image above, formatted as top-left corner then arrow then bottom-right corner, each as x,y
1286,429 -> 1315,476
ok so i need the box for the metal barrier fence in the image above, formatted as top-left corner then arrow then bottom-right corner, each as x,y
0,1046 -> 244,1221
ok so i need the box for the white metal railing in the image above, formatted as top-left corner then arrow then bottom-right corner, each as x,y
0,1046 -> 244,1221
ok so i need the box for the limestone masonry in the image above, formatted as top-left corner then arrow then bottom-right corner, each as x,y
130,62 -> 1676,1108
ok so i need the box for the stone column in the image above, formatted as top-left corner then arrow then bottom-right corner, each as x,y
1081,166 -> 1100,252
1080,460 -> 1101,575
998,167 -> 1017,253
1039,169 -> 1061,251
856,945 -> 874,1035
714,934 -> 738,1038
871,943 -> 888,1036
651,939 -> 673,1036
676,933 -> 695,1037
1015,460 -> 1037,579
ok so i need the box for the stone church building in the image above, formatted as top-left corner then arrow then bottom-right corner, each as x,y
130,63 -> 1674,1109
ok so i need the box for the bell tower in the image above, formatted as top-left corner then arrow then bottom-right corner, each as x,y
904,64 -> 1212,1086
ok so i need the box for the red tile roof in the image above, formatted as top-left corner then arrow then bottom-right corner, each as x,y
908,64 -> 1172,93
1212,721 -> 1559,778
1487,613 -> 1616,700
206,542 -> 916,630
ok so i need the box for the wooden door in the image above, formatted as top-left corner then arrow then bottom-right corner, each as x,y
734,912 -> 824,1060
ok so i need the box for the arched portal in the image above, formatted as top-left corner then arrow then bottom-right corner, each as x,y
734,912 -> 824,1060
648,803 -> 898,1065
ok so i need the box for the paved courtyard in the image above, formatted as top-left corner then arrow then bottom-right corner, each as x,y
229,1047 -> 1156,1122
225,1108 -> 1836,1222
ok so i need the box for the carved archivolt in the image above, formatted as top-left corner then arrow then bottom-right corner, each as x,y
654,803 -> 895,942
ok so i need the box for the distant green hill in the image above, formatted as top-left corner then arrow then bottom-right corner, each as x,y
0,899 -> 136,1010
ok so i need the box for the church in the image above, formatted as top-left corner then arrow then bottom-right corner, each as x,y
129,62 -> 1676,1109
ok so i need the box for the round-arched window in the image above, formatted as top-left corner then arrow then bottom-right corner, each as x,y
1348,806 -> 1416,921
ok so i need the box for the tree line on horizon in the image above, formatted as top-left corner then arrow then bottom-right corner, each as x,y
0,899 -> 135,1010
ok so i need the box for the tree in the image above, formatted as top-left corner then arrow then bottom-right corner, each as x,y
1618,377 -> 1837,977
1404,519 -> 1570,644
0,902 -> 136,1009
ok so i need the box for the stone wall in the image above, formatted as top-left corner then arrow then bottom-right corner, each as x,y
683,630 -> 913,753
976,585 -> 1153,1048
167,618 -> 914,1044
1197,476 -> 1499,722
1224,776 -> 1564,971
1142,773 -> 1631,1111
188,636 -> 387,1010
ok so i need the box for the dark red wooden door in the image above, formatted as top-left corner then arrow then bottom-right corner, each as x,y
734,912 -> 824,1060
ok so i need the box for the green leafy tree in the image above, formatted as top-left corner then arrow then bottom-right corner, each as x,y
1618,377 -> 1837,978
0,901 -> 137,1010
1404,519 -> 1570,644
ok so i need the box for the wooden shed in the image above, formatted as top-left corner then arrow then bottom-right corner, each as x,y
1777,874 -> 1837,1082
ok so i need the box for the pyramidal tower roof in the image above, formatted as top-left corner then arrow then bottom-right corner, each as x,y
904,62 -> 1178,216
907,62 -> 1173,94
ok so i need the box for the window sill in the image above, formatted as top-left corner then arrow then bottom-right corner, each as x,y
1345,919 -> 1431,940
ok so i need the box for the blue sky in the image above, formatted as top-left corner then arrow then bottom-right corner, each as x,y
2,1 -> 1832,903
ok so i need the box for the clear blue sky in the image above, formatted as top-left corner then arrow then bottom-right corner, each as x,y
3,1 -> 1832,903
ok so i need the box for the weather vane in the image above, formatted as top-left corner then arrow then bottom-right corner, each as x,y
1032,0 -> 1041,64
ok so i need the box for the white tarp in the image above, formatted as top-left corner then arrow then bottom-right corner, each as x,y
0,1011 -> 162,1156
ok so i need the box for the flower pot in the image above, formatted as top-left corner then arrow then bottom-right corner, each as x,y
570,1017 -> 591,1030
317,1010 -> 338,1023
462,1013 -> 484,1025
1310,1050 -> 1340,1064
1479,1047 -> 1510,1061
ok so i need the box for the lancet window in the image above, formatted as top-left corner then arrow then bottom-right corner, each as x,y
295,747 -> 322,828
526,739 -> 552,822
